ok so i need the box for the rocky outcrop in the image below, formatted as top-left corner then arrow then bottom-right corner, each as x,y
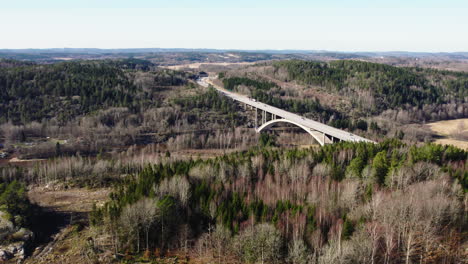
0,242 -> 25,261
0,211 -> 34,262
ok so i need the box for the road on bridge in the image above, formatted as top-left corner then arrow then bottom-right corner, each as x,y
197,77 -> 375,144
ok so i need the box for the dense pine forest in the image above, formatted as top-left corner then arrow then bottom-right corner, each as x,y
0,61 -> 138,123
0,59 -> 190,124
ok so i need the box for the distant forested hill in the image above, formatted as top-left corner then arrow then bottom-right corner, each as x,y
220,60 -> 467,125
273,60 -> 467,112
0,60 -> 137,123
0,59 -> 186,124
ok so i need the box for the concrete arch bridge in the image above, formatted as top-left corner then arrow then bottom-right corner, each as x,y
198,77 -> 375,146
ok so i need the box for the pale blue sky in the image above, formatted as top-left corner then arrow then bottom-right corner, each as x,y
1,0 -> 467,51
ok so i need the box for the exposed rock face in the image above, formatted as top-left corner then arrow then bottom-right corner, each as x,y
0,211 -> 34,261
0,249 -> 13,261
0,242 -> 25,261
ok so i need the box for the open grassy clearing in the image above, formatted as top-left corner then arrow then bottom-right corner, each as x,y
22,188 -> 111,264
427,118 -> 468,149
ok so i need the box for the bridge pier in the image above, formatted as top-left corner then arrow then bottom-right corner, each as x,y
255,107 -> 258,128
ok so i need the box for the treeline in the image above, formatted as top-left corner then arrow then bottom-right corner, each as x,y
272,60 -> 466,113
223,77 -> 278,91
0,58 -> 35,68
329,118 -> 377,132
150,70 -> 187,86
106,58 -> 157,71
174,87 -> 239,114
90,140 -> 467,263
222,77 -> 328,115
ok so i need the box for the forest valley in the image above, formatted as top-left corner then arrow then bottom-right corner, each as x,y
0,57 -> 467,264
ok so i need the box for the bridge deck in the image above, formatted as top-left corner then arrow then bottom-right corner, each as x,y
199,77 -> 375,144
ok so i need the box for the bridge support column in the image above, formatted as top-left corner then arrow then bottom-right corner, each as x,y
255,107 -> 258,128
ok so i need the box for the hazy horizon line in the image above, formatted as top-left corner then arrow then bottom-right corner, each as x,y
1,47 -> 467,54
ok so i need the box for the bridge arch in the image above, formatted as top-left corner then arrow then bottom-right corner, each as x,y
256,119 -> 331,146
